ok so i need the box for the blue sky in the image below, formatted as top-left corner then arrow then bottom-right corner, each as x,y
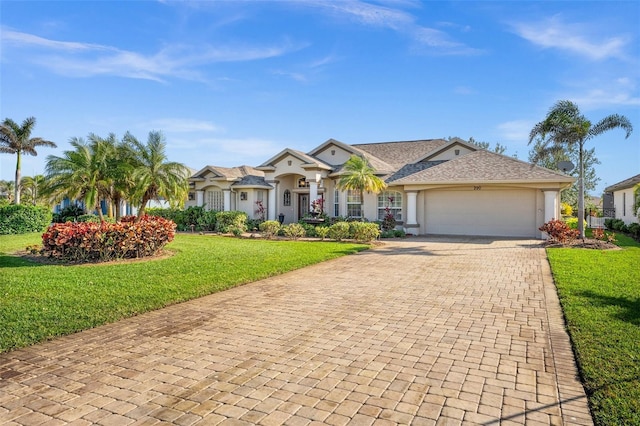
1,0 -> 639,195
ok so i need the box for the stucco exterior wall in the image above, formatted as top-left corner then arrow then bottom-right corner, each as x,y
613,188 -> 639,224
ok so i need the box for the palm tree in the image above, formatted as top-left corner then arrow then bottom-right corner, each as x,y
20,174 -> 47,206
0,116 -> 56,204
107,140 -> 137,220
123,131 -> 190,218
529,100 -> 633,238
45,137 -> 112,221
0,180 -> 15,203
336,154 -> 387,220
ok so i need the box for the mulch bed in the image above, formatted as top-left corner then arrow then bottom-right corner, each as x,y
542,238 -> 620,250
16,250 -> 174,266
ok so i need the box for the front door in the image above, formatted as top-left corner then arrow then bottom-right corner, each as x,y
298,194 -> 309,219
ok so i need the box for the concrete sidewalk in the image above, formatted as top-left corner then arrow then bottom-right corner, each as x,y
0,237 -> 592,425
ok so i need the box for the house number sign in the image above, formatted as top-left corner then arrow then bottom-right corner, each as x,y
473,186 -> 482,191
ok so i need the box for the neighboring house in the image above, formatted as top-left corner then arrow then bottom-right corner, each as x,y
189,138 -> 574,239
186,165 -> 272,219
603,174 -> 640,225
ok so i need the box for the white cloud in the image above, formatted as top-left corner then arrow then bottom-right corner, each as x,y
168,136 -> 285,168
143,119 -> 222,133
510,15 -> 630,61
304,1 -> 480,55
1,27 -> 303,83
569,90 -> 640,108
309,0 -> 413,30
497,120 -> 534,144
453,86 -> 476,95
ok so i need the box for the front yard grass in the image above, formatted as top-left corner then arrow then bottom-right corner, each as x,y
0,233 -> 369,353
546,234 -> 640,426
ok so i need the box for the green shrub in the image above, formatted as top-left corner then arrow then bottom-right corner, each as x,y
259,220 -> 281,239
215,211 -> 247,234
196,209 -> 217,232
41,215 -> 176,262
627,222 -> 640,240
297,221 -> 317,237
52,205 -> 84,223
380,229 -> 407,239
349,221 -> 380,242
564,217 -> 587,230
76,214 -> 101,223
315,226 -> 330,240
328,222 -> 350,241
246,219 -> 263,232
606,218 -> 628,233
0,204 -> 53,235
282,223 -> 306,240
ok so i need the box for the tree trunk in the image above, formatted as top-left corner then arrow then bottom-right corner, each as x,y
14,152 -> 21,204
577,142 -> 585,240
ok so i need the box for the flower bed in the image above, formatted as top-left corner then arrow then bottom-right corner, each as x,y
41,215 -> 176,263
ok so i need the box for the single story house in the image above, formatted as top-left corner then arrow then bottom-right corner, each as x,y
187,138 -> 574,239
603,174 -> 640,225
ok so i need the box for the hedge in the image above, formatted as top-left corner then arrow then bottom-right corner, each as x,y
0,204 -> 53,235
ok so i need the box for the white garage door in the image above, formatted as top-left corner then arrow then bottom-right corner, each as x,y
424,189 -> 537,237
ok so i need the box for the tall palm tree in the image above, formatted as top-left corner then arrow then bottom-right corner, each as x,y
0,116 -> 56,204
45,137 -> 112,221
20,174 -> 47,206
529,100 -> 633,238
337,154 -> 387,220
123,131 -> 190,218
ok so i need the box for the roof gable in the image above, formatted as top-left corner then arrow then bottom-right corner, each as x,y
308,139 -> 360,166
256,148 -> 332,171
190,165 -> 264,181
353,139 -> 449,168
419,139 -> 478,162
392,150 -> 575,185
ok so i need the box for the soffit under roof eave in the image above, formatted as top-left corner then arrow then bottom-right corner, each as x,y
397,178 -> 575,188
301,163 -> 333,171
255,165 -> 276,172
232,184 -> 274,190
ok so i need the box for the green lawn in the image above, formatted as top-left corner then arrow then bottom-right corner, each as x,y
0,233 -> 369,353
546,234 -> 640,426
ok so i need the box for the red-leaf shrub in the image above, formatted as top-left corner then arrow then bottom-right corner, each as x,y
538,219 -> 579,243
41,215 -> 176,262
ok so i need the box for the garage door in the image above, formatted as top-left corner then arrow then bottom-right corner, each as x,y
424,188 -> 537,237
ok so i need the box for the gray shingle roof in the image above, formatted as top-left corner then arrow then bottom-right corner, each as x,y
353,139 -> 449,168
385,161 -> 447,183
190,165 -> 266,184
604,174 -> 640,192
391,150 -> 574,184
232,174 -> 272,188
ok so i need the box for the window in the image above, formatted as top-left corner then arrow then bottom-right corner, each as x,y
297,177 -> 309,188
206,190 -> 224,211
257,190 -> 264,202
378,191 -> 402,221
334,189 -> 340,217
623,192 -> 626,216
240,192 -> 248,201
283,189 -> 291,206
346,190 -> 361,218
188,192 -> 195,201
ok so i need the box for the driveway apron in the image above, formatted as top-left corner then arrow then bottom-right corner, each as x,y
0,237 -> 592,425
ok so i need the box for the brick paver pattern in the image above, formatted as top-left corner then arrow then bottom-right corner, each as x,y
0,237 -> 592,425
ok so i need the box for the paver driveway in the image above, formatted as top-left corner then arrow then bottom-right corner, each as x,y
0,237 -> 592,425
